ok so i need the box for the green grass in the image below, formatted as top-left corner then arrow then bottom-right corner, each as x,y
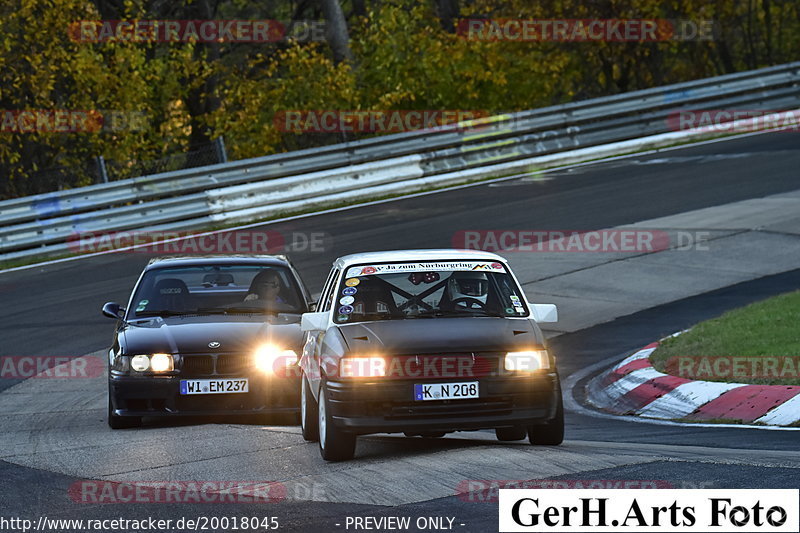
651,290 -> 800,386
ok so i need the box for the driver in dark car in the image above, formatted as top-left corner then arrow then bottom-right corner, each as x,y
244,269 -> 286,306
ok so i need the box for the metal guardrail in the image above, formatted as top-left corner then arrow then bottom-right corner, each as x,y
1,61 -> 798,262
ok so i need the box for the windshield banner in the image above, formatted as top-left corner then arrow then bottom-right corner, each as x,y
346,262 -> 505,278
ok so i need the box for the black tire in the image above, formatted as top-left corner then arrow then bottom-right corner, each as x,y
318,382 -> 356,461
528,392 -> 564,445
495,426 -> 527,441
300,374 -> 319,442
107,395 -> 141,429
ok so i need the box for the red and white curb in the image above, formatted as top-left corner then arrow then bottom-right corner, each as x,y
587,342 -> 800,426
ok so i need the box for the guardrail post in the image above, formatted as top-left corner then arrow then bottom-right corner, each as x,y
215,137 -> 228,164
96,156 -> 109,183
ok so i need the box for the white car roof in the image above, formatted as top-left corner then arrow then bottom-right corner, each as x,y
333,249 -> 508,269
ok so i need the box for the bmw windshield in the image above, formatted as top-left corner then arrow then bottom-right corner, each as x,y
128,264 -> 306,318
331,261 -> 529,324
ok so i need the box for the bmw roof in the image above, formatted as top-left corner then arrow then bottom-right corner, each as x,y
145,255 -> 291,270
334,249 -> 508,269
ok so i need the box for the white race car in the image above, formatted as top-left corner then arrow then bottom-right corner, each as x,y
298,249 -> 562,461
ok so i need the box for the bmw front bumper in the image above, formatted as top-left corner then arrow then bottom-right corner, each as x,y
108,373 -> 300,418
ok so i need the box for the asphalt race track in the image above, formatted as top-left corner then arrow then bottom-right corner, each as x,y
1,131 -> 799,532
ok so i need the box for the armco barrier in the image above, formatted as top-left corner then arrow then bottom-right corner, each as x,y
0,155 -> 424,254
1,62 -> 798,262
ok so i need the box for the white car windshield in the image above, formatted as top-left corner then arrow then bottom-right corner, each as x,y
333,260 -> 529,323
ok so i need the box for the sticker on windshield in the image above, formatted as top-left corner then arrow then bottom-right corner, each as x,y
510,295 -> 521,303
338,305 -> 354,315
135,299 -> 149,312
347,266 -> 378,277
505,307 -> 515,314
342,287 -> 357,296
340,296 -> 355,305
408,272 -> 441,285
345,278 -> 360,287
337,314 -> 350,322
514,306 -> 526,314
348,262 -> 504,275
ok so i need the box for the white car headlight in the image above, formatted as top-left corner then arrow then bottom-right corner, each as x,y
130,354 -> 150,372
254,344 -> 298,373
149,353 -> 174,372
504,350 -> 550,372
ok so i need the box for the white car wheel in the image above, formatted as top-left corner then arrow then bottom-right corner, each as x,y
301,374 -> 319,441
317,382 -> 356,461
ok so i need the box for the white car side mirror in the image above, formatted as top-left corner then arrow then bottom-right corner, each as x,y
529,303 -> 558,323
301,312 -> 329,332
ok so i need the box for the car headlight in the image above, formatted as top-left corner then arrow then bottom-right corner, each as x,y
129,353 -> 174,373
504,350 -> 550,372
339,356 -> 387,378
130,354 -> 151,372
150,353 -> 174,372
254,344 -> 298,373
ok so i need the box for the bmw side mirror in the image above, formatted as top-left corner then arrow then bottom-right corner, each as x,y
102,302 -> 125,320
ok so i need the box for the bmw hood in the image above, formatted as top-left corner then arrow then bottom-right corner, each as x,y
336,317 -> 544,354
120,315 -> 303,355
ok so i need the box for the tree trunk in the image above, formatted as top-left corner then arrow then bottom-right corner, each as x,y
319,0 -> 353,63
434,0 -> 459,33
183,0 -> 221,150
762,0 -> 773,64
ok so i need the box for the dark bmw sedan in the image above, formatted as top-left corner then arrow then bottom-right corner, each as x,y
103,255 -> 314,429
